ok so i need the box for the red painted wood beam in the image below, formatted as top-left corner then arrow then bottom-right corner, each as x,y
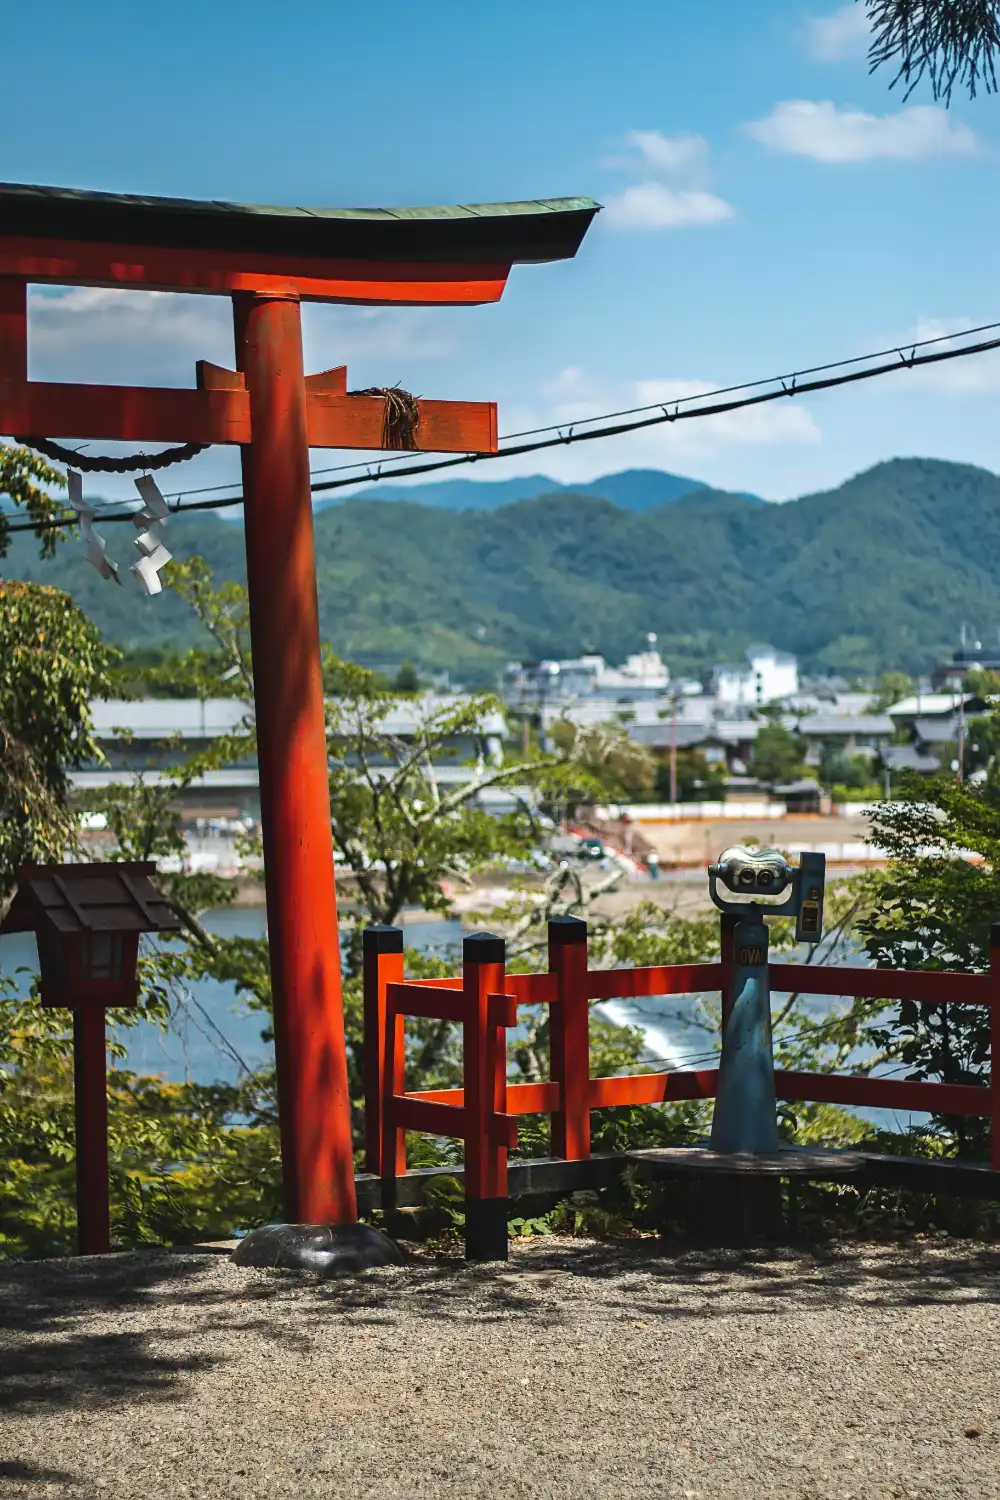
386,981 -> 468,1023
306,393 -> 497,453
0,277 -> 26,382
587,963 -> 727,1000
0,379 -> 497,453
407,1082 -> 564,1114
74,1008 -> 111,1255
775,1069 -> 989,1117
768,963 -> 991,1005
0,380 -> 250,444
394,1096 -> 468,1136
0,235 -> 511,305
588,1069 -> 720,1108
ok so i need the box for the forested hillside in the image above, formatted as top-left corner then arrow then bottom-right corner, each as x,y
3,457 -> 996,679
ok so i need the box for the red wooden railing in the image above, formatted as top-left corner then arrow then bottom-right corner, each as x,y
363,921 -> 1000,1226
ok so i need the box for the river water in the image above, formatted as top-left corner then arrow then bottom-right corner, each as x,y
0,907 -> 915,1128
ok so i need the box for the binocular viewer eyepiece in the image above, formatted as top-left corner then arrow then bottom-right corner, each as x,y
708,846 -> 793,896
707,845 -> 826,942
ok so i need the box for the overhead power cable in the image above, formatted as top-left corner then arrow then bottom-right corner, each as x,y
6,319 -> 1000,536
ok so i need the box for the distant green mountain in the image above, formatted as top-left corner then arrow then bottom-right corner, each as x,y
310,467 -> 743,514
2,457 -> 996,680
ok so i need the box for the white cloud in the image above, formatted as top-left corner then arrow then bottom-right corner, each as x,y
744,99 -> 978,162
27,286 -> 453,388
28,287 -> 234,385
486,367 -> 821,489
632,377 -> 822,453
619,129 -> 711,179
881,317 -> 1000,394
805,5 -> 871,61
603,183 -> 734,231
601,127 -> 735,232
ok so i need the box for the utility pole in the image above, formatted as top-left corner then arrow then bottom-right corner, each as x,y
669,690 -> 678,806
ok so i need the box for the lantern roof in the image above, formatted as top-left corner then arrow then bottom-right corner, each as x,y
0,862 -> 181,938
0,182 -> 600,265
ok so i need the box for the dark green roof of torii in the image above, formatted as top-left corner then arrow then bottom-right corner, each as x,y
0,182 -> 600,264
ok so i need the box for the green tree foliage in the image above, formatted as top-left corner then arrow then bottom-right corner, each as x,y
751,723 -> 806,785
859,755 -> 1000,1158
963,666 -> 1000,698
873,670 -> 913,711
820,746 -> 876,792
0,445 -> 74,560
653,748 -> 725,803
0,580 -> 118,887
547,719 -> 656,806
393,660 -> 420,693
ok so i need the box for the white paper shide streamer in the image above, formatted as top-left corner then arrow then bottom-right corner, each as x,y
67,470 -> 121,585
67,471 -> 173,596
130,474 -> 173,596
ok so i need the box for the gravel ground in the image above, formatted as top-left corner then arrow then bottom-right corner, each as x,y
2,1237 -> 999,1500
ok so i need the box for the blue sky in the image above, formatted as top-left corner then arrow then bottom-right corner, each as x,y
6,0 -> 1000,502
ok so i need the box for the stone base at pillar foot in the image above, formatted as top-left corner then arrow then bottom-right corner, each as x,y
232,1221 -> 404,1274
464,1198 -> 510,1262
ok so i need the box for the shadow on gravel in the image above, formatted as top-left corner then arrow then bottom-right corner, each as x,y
0,1250 -> 224,1415
267,1237 -> 1000,1331
490,1238 -> 1000,1325
0,1459 -> 78,1485
5,1236 -> 998,1424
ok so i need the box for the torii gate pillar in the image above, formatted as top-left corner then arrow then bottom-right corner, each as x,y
235,293 -> 355,1225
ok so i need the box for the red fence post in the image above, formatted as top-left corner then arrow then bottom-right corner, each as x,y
463,932 -> 510,1260
991,925 -> 1000,1171
548,916 -> 591,1161
73,1008 -> 110,1255
381,978 -> 409,1203
363,925 -> 404,1176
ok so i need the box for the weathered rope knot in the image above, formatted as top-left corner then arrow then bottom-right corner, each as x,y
348,386 -> 420,450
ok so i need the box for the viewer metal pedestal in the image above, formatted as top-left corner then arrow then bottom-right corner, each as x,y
629,1144 -> 865,1240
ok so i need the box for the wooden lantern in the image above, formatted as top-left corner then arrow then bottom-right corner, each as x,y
0,861 -> 181,1253
1,862 -> 179,1008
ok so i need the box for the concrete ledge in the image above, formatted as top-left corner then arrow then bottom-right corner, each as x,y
355,1149 -> 1000,1211
355,1154 -> 627,1213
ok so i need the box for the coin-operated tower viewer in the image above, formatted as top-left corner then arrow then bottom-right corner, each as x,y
706,846 -> 826,1154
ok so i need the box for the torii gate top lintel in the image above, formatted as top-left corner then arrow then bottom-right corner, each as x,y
0,180 -> 600,305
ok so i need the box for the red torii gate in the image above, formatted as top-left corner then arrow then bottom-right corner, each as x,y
0,182 -> 597,1261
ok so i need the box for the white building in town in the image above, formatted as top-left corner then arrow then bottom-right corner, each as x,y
504,634 -> 671,709
712,644 -> 798,709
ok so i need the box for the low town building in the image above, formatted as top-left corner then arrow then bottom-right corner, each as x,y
72,695 -> 508,821
504,634 -> 672,710
793,712 -> 895,766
